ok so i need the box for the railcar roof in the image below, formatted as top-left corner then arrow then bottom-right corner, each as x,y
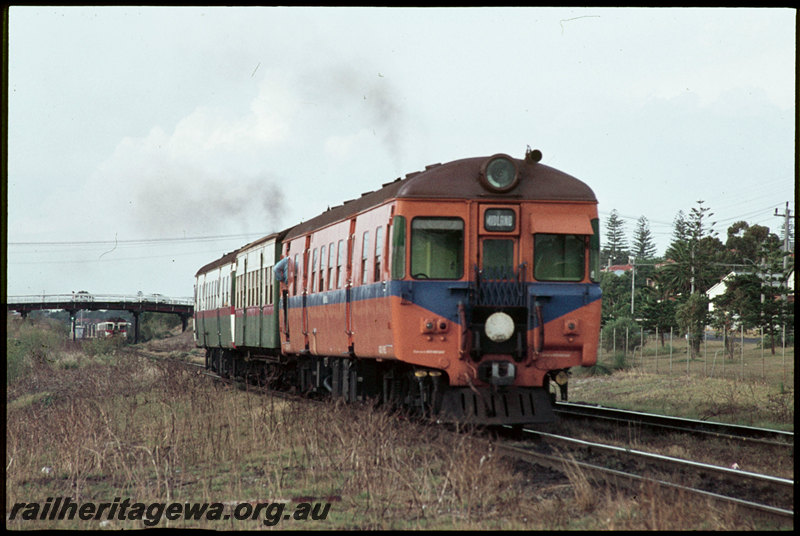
195,231 -> 287,276
195,250 -> 238,277
284,155 -> 596,240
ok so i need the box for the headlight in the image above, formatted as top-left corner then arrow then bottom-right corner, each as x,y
480,155 -> 519,192
485,311 -> 515,342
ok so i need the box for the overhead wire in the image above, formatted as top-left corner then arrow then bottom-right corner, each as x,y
8,231 -> 274,247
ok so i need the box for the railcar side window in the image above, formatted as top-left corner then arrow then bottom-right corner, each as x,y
374,226 -> 384,282
328,243 -> 335,290
293,254 -> 299,295
391,216 -> 406,280
361,231 -> 370,284
533,234 -> 585,281
311,248 -> 318,292
336,240 -> 345,288
411,218 -> 464,280
589,218 -> 600,282
319,245 -> 326,291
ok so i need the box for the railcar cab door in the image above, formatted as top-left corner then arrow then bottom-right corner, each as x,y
472,204 -> 526,365
477,205 -> 521,277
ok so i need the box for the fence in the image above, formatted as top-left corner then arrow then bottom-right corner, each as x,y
597,325 -> 795,385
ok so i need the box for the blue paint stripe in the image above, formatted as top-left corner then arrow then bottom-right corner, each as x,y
285,280 -> 601,325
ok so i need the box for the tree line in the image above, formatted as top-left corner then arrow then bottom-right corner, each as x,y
599,201 -> 794,358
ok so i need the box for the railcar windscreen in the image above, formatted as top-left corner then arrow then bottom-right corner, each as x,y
411,218 -> 464,280
533,234 -> 585,281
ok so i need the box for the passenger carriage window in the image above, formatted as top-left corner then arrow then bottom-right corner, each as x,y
411,218 -> 464,280
374,226 -> 384,281
361,231 -> 370,284
266,267 -> 273,305
533,234 -> 585,282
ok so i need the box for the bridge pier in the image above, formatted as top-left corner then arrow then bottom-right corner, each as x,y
132,311 -> 141,344
67,308 -> 78,341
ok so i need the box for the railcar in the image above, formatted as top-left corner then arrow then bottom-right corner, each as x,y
95,320 -> 130,338
194,149 -> 601,425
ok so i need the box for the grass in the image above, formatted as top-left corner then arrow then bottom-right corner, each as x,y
5,316 -> 794,530
575,335 -> 795,431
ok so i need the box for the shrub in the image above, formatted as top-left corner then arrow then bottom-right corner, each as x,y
601,317 -> 644,354
6,318 -> 66,383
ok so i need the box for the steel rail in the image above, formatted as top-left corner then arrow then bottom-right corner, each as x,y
522,428 -> 794,493
494,440 -> 794,524
555,401 -> 793,446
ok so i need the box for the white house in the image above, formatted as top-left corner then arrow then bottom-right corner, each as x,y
706,271 -> 744,314
706,268 -> 795,313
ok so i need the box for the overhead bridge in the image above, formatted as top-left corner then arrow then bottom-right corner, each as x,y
5,294 -> 194,343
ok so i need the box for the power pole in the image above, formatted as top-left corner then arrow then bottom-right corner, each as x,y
774,202 -> 793,272
630,256 -> 635,316
774,202 -> 793,302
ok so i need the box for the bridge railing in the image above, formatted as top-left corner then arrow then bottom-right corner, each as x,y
6,294 -> 194,306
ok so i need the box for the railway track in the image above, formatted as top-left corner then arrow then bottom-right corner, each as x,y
490,425 -> 793,526
555,401 -> 794,448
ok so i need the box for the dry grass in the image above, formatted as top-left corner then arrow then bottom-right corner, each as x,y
5,317 -> 791,530
571,369 -> 794,431
598,335 -> 794,388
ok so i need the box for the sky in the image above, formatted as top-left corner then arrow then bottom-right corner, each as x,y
5,6 -> 796,299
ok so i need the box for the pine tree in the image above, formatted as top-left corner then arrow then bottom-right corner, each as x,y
686,200 -> 717,243
601,209 -> 629,267
660,201 -> 728,297
669,210 -> 689,251
632,215 -> 657,260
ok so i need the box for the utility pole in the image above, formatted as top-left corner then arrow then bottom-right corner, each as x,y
630,256 -> 636,316
774,202 -> 793,273
774,202 -> 793,303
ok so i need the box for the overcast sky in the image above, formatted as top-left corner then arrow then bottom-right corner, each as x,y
6,6 -> 796,298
